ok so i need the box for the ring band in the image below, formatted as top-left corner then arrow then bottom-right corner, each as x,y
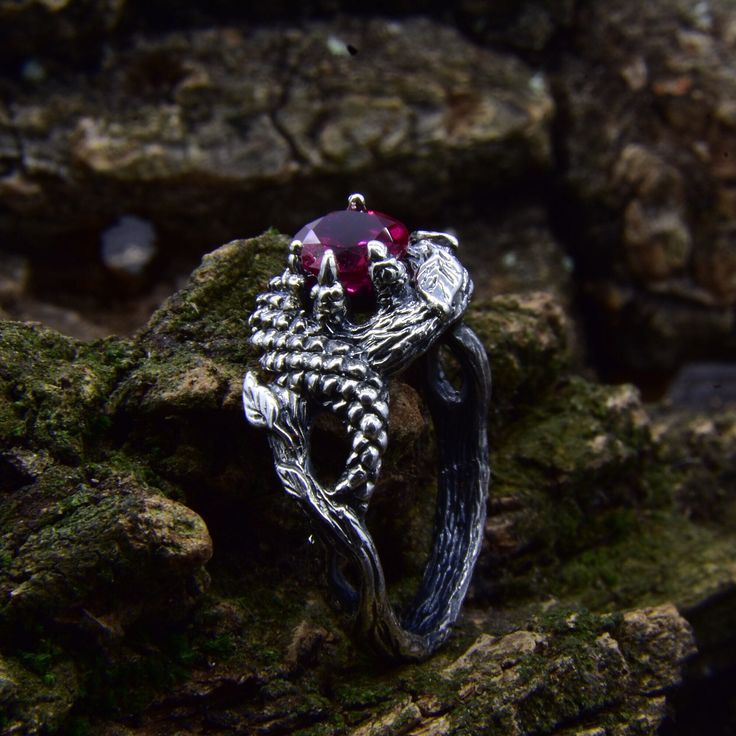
243,194 -> 491,661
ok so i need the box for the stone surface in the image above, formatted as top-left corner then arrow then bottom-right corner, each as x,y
0,17 -> 552,262
0,0 -> 125,65
0,255 -> 29,309
0,654 -> 79,736
0,252 -> 115,340
0,1 -> 578,64
556,0 -> 736,372
1,231 -> 734,733
0,1 -> 734,729
85,605 -> 694,736
0,467 -> 212,626
3,0 -> 736,382
460,206 -> 574,307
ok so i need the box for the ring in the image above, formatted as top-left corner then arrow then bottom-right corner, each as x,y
243,193 -> 491,661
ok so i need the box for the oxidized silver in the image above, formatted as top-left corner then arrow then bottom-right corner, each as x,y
243,194 -> 491,661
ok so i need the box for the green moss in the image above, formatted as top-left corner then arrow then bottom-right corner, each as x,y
141,233 -> 288,365
0,230 -> 728,734
333,680 -> 395,710
80,650 -> 190,714
489,432 -> 736,613
17,638 -> 62,677
295,717 -> 348,736
500,377 -> 649,486
445,608 -> 634,735
199,633 -> 236,659
73,616 -> 244,718
0,324 -> 138,463
486,377 -> 653,599
476,372 -> 732,620
466,293 -> 571,432
66,717 -> 92,736
557,512 -> 736,610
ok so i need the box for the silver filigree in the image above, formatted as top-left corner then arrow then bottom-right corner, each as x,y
243,195 -> 491,661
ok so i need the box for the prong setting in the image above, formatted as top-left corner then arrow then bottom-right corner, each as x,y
367,240 -> 388,262
347,192 -> 367,211
244,197 -> 490,662
318,249 -> 339,285
411,230 -> 459,250
288,239 -> 303,274
367,240 -> 409,303
312,249 -> 346,327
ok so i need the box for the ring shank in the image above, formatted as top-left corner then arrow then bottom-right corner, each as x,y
247,219 -> 490,661
403,323 -> 491,637
327,322 -> 491,660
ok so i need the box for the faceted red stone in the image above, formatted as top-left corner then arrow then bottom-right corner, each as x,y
295,209 -> 409,296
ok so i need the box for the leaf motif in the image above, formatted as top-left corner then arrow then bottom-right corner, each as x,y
242,371 -> 279,428
275,463 -> 311,500
416,250 -> 463,317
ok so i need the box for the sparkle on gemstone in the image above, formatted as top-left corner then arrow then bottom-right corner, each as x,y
295,209 -> 409,296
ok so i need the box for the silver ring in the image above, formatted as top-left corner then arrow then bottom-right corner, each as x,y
243,194 -> 491,661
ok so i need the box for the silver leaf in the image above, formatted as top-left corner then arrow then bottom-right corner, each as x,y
411,230 -> 459,250
415,250 -> 463,317
242,371 -> 279,428
276,463 -> 311,500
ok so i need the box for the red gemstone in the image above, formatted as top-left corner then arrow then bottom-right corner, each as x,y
295,209 -> 409,296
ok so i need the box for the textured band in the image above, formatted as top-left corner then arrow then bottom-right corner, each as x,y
243,198 -> 491,661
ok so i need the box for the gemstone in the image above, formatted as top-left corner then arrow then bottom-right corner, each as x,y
295,209 -> 409,296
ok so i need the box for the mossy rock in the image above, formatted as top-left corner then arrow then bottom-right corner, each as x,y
1,232 -> 734,734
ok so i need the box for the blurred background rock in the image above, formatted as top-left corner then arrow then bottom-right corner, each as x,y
2,0 -> 734,406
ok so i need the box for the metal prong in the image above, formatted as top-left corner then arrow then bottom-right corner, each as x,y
288,239 -> 303,274
411,230 -> 459,250
347,193 -> 367,212
312,249 -> 346,327
282,269 -> 304,296
368,240 -> 409,302
318,250 -> 338,285
367,240 -> 388,262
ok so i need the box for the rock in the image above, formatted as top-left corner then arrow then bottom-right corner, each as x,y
467,291 -> 573,429
0,319 -> 212,731
5,301 -> 111,341
0,322 -> 135,463
0,0 -> 125,65
4,0 -> 736,381
557,0 -> 736,372
461,206 -> 574,307
618,604 -> 697,695
0,255 -> 29,308
0,466 -> 212,627
0,1 -> 579,68
100,215 -> 157,277
429,605 -> 695,736
454,0 -> 577,54
0,18 -> 553,265
0,250 -> 114,341
666,361 -> 736,411
86,605 -> 694,736
651,407 -> 736,524
477,378 -> 651,582
1,231 -> 734,733
0,326 -> 212,620
0,654 -> 79,736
